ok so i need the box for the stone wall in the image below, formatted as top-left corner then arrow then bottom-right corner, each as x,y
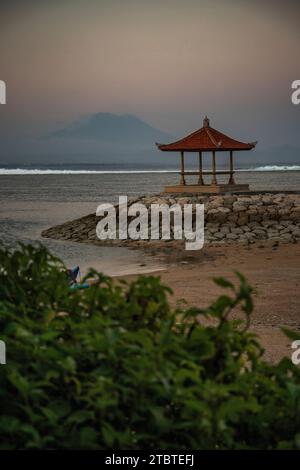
41,193 -> 300,247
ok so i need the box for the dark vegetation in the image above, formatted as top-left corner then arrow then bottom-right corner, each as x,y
0,244 -> 300,449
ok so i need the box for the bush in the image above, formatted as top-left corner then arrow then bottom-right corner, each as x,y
0,243 -> 300,449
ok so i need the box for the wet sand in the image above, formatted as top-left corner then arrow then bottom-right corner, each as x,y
120,242 -> 300,363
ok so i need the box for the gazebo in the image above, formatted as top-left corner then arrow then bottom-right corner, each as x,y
156,117 -> 257,194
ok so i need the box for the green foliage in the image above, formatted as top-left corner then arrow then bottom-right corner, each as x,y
0,243 -> 300,449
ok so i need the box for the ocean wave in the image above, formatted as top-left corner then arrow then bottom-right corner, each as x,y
239,165 -> 300,172
0,165 -> 299,175
0,168 -> 179,175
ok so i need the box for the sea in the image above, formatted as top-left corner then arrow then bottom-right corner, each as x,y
1,164 -> 300,276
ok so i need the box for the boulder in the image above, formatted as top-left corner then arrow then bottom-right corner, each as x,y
226,233 -> 239,240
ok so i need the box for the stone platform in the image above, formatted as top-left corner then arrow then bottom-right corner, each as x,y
164,184 -> 249,194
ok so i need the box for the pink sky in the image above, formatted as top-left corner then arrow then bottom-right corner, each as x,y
0,0 -> 299,147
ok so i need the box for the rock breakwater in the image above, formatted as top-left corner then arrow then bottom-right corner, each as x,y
41,192 -> 300,248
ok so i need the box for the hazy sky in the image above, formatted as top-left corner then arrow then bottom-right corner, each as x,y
0,0 -> 299,153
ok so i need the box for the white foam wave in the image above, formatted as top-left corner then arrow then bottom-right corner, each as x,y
0,168 -> 178,175
0,165 -> 299,175
239,165 -> 300,172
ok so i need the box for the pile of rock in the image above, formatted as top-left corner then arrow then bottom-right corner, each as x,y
41,192 -> 300,247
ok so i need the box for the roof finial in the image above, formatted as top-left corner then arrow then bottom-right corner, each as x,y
203,116 -> 210,128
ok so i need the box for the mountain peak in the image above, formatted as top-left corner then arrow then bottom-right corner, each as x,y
50,112 -> 172,145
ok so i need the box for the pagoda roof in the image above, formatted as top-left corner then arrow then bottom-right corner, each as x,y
157,117 -> 257,152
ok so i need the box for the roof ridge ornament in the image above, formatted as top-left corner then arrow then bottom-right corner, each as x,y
203,116 -> 210,128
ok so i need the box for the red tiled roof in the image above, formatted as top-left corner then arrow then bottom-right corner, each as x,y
157,117 -> 257,152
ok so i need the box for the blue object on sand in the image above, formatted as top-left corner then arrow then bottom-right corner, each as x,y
69,282 -> 90,290
68,266 -> 80,283
67,266 -> 92,290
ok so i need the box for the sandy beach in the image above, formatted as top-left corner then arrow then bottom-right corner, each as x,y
119,241 -> 300,364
